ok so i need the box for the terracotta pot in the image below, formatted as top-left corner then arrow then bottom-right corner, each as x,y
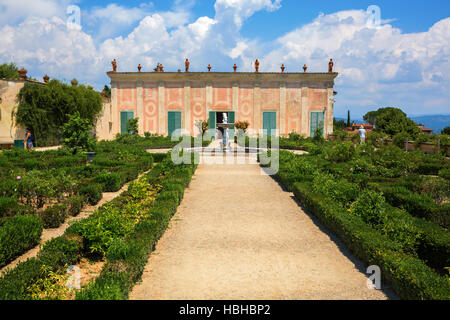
18,68 -> 27,80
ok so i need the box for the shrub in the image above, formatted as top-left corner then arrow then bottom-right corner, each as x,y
66,195 -> 85,217
349,190 -> 387,227
62,112 -> 97,154
72,205 -> 136,257
392,132 -> 410,149
322,141 -> 355,162
0,198 -> 19,218
0,258 -> 45,300
0,215 -> 43,268
79,184 -> 102,206
292,182 -> 450,299
438,168 -> 450,180
312,173 -> 359,207
37,236 -> 83,267
119,167 -> 139,183
95,173 -> 123,192
40,204 -> 68,229
151,153 -> 168,163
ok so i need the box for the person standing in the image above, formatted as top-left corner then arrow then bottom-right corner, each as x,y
24,128 -> 34,150
358,125 -> 366,145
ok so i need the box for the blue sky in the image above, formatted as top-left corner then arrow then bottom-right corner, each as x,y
1,0 -> 449,119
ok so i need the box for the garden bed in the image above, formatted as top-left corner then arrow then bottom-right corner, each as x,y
0,152 -> 198,300
260,142 -> 450,300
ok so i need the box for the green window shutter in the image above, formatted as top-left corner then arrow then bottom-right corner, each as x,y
270,112 -> 276,136
310,112 -> 324,137
121,111 -> 134,134
209,111 -> 216,140
168,111 -> 181,136
263,112 -> 276,136
228,112 -> 235,138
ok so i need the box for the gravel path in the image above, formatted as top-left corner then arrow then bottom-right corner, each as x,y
130,156 -> 397,300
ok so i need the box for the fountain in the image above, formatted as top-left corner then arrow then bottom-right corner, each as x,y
216,113 -> 234,152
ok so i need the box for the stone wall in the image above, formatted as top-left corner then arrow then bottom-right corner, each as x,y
0,80 -> 26,146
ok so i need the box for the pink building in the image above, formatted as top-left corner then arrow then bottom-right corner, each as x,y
107,70 -> 338,138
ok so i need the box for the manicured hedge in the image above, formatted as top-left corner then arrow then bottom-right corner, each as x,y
39,204 -> 68,229
0,215 -> 43,269
0,235 -> 83,300
292,182 -> 450,300
66,196 -> 86,217
95,173 -> 123,192
75,156 -> 197,300
79,184 -> 102,206
382,186 -> 449,229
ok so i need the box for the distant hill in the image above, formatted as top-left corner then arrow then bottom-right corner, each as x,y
335,115 -> 450,134
410,115 -> 450,134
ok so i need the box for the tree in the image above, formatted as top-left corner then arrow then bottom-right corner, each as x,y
346,110 -> 351,127
441,126 -> 450,135
62,112 -> 96,154
15,79 -> 102,146
102,85 -> 111,98
364,107 -> 421,138
363,111 -> 380,125
0,62 -> 20,79
127,117 -> 139,135
333,118 -> 347,131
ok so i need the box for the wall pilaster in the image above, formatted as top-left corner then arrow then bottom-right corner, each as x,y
301,87 -> 309,136
158,81 -> 165,135
326,87 -> 334,138
136,81 -> 144,135
184,81 -> 191,134
279,82 -> 286,136
253,82 -> 261,135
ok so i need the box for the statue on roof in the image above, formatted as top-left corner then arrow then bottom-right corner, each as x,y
185,59 -> 190,72
255,59 -> 260,73
328,59 -> 334,73
112,59 -> 117,72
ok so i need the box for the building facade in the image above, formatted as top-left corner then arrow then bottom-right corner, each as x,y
108,71 -> 338,138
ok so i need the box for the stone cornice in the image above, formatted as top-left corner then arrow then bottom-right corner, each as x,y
107,72 -> 338,83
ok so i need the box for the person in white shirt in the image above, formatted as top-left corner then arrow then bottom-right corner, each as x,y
358,125 -> 366,145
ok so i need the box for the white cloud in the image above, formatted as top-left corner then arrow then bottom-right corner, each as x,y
259,10 -> 450,115
0,1 -> 449,116
0,0 -> 72,26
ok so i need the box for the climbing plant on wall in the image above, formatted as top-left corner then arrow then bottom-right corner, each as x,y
14,79 -> 102,146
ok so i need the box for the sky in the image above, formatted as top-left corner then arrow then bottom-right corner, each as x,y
0,0 -> 449,119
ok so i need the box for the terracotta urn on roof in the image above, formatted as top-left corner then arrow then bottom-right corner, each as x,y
208,64 -> 211,72
233,64 -> 237,72
138,64 -> 142,72
43,74 -> 50,83
18,68 -> 27,80
303,64 -> 307,73
281,64 -> 285,73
